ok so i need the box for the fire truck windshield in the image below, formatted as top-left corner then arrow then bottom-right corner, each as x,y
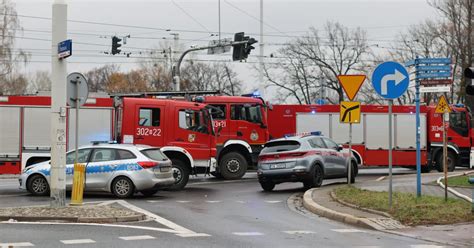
449,111 -> 469,137
231,104 -> 263,124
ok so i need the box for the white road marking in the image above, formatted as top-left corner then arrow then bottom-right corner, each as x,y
60,239 -> 96,244
232,232 -> 264,236
176,200 -> 191,203
205,200 -> 221,203
235,200 -> 246,203
0,242 -> 34,247
119,235 -> 156,241
146,200 -> 164,203
283,230 -> 316,235
375,176 -> 386,181
265,200 -> 282,203
410,245 -> 444,248
175,233 -> 212,238
115,200 -> 208,236
331,229 -> 365,233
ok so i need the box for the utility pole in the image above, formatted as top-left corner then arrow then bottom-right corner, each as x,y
170,33 -> 180,91
258,0 -> 264,97
50,0 -> 67,207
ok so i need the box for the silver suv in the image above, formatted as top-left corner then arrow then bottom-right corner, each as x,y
257,132 -> 357,191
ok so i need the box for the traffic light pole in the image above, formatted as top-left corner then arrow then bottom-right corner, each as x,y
172,41 -> 249,91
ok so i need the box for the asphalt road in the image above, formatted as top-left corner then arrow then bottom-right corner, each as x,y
0,169 -> 448,248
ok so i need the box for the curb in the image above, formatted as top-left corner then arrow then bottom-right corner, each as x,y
303,189 -> 386,230
0,175 -> 19,179
329,191 -> 392,218
436,171 -> 473,202
0,214 -> 145,223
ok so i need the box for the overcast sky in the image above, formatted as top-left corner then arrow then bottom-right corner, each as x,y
13,0 -> 438,97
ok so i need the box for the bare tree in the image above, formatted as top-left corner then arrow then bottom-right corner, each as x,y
83,64 -> 120,92
0,0 -> 29,95
181,60 -> 242,95
262,22 -> 370,104
28,70 -> 51,93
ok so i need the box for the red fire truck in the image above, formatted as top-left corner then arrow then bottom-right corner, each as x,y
267,104 -> 474,172
0,95 -> 217,190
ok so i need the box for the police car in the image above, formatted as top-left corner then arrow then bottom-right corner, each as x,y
257,132 -> 358,191
19,143 -> 175,198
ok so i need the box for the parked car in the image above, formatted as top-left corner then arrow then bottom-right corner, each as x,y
257,132 -> 358,191
19,143 -> 175,198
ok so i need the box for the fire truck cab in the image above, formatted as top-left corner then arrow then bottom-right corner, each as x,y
118,97 -> 217,189
197,96 -> 269,179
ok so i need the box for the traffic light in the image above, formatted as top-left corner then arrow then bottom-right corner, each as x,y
243,37 -> 257,58
465,67 -> 474,95
112,36 -> 122,55
232,32 -> 245,61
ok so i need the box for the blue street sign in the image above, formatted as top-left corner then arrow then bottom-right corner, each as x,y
371,61 -> 410,99
58,39 -> 72,59
415,58 -> 451,65
405,60 -> 416,67
316,99 -> 326,105
416,71 -> 451,79
415,65 -> 451,72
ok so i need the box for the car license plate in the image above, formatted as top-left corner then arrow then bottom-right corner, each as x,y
270,163 -> 286,169
160,166 -> 171,172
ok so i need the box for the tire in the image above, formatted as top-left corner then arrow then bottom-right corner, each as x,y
436,151 -> 456,172
27,174 -> 50,196
168,159 -> 190,191
219,152 -> 248,180
259,180 -> 275,192
111,176 -> 135,198
421,164 -> 432,173
304,163 -> 324,188
140,189 -> 159,197
347,161 -> 356,184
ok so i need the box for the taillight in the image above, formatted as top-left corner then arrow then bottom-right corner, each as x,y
138,161 -> 159,169
287,152 -> 308,157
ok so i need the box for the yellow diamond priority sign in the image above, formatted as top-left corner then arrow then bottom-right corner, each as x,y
340,101 -> 361,123
337,75 -> 366,101
435,95 -> 451,114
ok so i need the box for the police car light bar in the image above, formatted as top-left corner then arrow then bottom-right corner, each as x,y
91,140 -> 117,145
284,131 -> 322,138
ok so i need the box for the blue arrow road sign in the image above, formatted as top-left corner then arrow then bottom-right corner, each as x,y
415,58 -> 451,65
415,65 -> 451,72
416,71 -> 451,79
371,61 -> 410,99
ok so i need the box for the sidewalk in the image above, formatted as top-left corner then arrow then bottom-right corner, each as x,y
303,173 -> 474,247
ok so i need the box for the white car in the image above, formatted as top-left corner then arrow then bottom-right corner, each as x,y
19,143 -> 175,198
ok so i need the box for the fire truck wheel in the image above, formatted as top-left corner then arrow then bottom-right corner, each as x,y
219,152 -> 248,180
304,163 -> 324,188
168,159 -> 190,191
259,180 -> 275,192
435,151 -> 456,172
27,174 -> 50,196
111,176 -> 135,198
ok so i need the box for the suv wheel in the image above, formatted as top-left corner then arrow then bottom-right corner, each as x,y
259,180 -> 275,192
304,163 -> 323,188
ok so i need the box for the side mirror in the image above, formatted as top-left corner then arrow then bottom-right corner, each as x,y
337,145 -> 344,151
465,67 -> 474,95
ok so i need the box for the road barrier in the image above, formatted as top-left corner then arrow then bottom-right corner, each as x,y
70,163 -> 85,206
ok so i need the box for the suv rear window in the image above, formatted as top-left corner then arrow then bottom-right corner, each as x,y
141,149 -> 168,161
262,140 -> 301,153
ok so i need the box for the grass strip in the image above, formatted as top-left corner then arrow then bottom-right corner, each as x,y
334,186 -> 474,226
442,175 -> 473,188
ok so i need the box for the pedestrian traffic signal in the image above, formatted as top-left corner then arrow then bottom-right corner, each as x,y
232,32 -> 257,61
465,67 -> 474,95
112,36 -> 122,55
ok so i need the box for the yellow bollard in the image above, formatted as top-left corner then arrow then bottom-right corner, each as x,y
70,163 -> 86,206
